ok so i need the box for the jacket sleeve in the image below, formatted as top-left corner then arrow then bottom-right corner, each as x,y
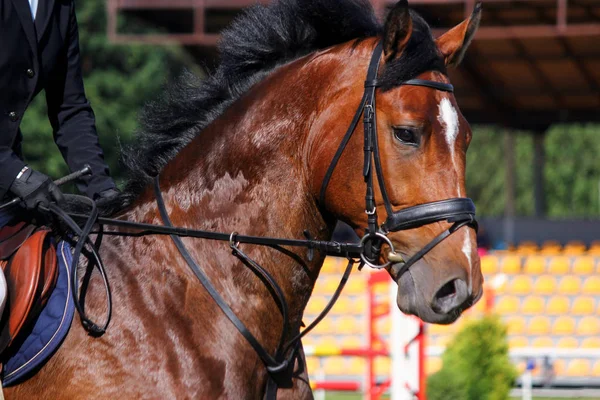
0,148 -> 27,199
45,2 -> 115,199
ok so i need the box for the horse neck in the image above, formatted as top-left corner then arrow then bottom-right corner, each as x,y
124,51 -> 364,346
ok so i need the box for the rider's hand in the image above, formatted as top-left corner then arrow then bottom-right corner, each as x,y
95,187 -> 120,207
9,167 -> 64,210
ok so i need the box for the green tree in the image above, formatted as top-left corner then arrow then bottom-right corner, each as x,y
427,315 -> 518,400
19,0 -> 196,186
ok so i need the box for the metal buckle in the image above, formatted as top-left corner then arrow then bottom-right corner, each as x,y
365,207 -> 376,216
359,232 -> 396,269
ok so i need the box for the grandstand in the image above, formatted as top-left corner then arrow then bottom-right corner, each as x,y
304,246 -> 600,389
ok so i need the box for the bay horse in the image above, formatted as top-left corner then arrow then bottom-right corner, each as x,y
7,0 -> 483,398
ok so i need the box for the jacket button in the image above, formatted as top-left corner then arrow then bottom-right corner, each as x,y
8,112 -> 18,122
26,68 -> 35,78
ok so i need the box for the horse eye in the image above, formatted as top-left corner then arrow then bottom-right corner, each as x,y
393,127 -> 418,145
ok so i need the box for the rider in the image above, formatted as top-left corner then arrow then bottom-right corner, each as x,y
0,0 -> 119,210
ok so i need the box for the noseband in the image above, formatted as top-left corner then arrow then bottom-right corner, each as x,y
319,42 -> 477,277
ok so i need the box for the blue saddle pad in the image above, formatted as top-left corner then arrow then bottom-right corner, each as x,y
2,240 -> 75,386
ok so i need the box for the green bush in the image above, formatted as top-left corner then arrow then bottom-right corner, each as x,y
427,315 -> 517,400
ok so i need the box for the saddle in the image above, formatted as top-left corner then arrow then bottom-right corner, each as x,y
0,223 -> 58,355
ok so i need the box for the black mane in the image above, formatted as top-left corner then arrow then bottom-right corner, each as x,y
114,0 -> 444,211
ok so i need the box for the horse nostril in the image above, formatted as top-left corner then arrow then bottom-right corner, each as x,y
431,278 -> 469,315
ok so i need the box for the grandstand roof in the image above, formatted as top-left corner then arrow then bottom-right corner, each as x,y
107,0 -> 600,130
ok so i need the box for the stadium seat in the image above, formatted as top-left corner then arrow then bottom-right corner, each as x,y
576,316 -> 600,336
337,316 -> 363,334
548,257 -> 571,274
527,316 -> 551,335
531,336 -> 554,347
323,276 -> 345,293
480,255 -> 499,275
331,297 -> 352,315
305,296 -> 328,316
344,277 -> 367,295
589,243 -> 600,256
323,357 -> 346,375
508,336 -> 529,348
428,322 -> 457,336
500,256 -> 521,274
312,319 -> 336,335
551,316 -> 576,336
350,297 -> 367,315
372,280 -> 390,296
593,361 -> 600,377
315,335 -> 339,347
505,316 -> 527,335
571,296 -> 595,315
376,317 -> 391,336
572,256 -> 595,275
321,257 -> 343,274
521,296 -> 545,314
340,335 -> 363,348
557,337 -> 579,348
582,276 -> 600,295
375,357 -> 391,375
533,275 -> 557,295
495,295 -> 520,315
582,337 -> 600,348
566,359 -> 591,377
563,241 -> 587,256
305,356 -> 321,372
523,256 -> 546,275
426,357 -> 443,375
553,359 -> 567,376
347,358 -> 366,375
542,240 -> 562,251
546,296 -> 570,315
434,335 -> 452,347
557,276 -> 581,295
508,276 -> 533,295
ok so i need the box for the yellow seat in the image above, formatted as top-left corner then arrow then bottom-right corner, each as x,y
505,316 -> 526,335
551,316 -> 576,336
376,317 -> 391,335
500,256 -> 521,274
321,257 -> 343,274
533,275 -> 557,295
347,358 -> 365,375
337,316 -> 363,334
571,297 -> 595,315
523,256 -> 546,275
323,276 -> 345,292
553,359 -> 567,376
593,361 -> 600,377
582,276 -> 600,295
426,357 -> 443,375
434,335 -> 452,347
428,323 -> 457,336
521,296 -> 545,314
572,256 -> 595,275
315,335 -> 339,347
375,357 -> 391,375
527,316 -> 551,335
557,337 -> 579,348
546,296 -> 570,315
563,243 -> 587,256
305,356 -> 321,372
495,296 -> 520,315
576,316 -> 600,336
508,276 -> 533,295
582,337 -> 600,348
312,319 -> 336,335
566,359 -> 591,377
548,257 -> 571,274
518,241 -> 538,250
350,297 -> 367,315
480,255 -> 499,275
508,336 -> 529,348
344,278 -> 366,295
531,336 -> 554,347
331,297 -> 352,315
589,245 -> 600,256
305,296 -> 328,315
340,335 -> 362,348
323,357 -> 346,375
557,276 -> 581,295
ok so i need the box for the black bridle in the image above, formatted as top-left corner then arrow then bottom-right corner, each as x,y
10,41 -> 477,397
320,42 -> 477,276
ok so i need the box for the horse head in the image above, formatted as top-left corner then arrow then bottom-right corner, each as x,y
315,1 -> 483,324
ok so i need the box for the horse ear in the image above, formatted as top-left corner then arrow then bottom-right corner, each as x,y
382,0 -> 413,61
435,3 -> 482,67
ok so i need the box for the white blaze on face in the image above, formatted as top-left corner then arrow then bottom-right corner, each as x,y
437,97 -> 472,281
